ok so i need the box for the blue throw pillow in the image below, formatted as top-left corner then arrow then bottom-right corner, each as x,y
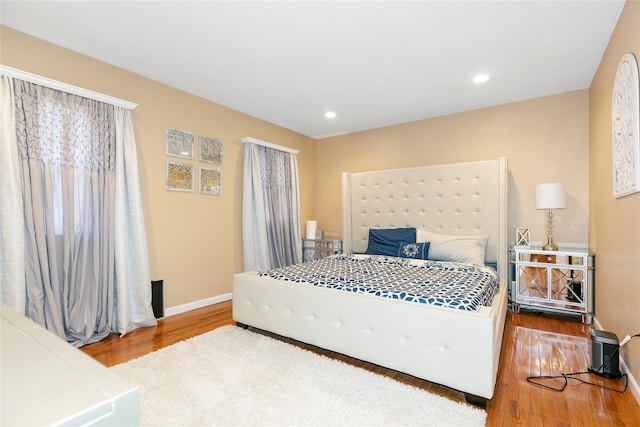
365,228 -> 416,256
397,242 -> 430,260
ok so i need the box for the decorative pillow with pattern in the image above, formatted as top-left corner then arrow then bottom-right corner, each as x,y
397,242 -> 430,260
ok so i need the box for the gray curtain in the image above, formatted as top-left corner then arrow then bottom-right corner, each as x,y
14,79 -> 115,346
0,76 -> 26,311
242,143 -> 301,271
5,78 -> 156,346
113,106 -> 157,335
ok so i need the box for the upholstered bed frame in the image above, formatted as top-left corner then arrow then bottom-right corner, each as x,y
233,158 -> 508,402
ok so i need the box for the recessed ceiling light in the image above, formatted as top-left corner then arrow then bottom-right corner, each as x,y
473,73 -> 490,84
324,111 -> 337,119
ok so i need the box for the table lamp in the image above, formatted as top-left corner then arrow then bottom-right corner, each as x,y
536,183 -> 566,251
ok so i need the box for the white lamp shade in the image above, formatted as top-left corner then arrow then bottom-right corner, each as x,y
536,183 -> 566,209
305,220 -> 317,239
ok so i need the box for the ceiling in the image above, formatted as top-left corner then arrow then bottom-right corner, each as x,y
0,1 -> 625,139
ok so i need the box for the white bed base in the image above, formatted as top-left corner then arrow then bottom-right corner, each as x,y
233,158 -> 508,401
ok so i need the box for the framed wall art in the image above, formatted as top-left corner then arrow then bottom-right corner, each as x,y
166,161 -> 193,192
166,127 -> 194,159
612,53 -> 640,198
515,227 -> 531,248
199,135 -> 223,165
199,167 -> 222,195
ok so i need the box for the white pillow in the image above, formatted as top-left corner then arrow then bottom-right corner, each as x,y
416,229 -> 488,266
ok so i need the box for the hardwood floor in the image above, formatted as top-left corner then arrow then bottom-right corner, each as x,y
82,301 -> 640,426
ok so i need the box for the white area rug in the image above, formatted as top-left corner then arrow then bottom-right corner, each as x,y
112,325 -> 486,426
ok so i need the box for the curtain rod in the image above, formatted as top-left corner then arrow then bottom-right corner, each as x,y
241,136 -> 299,154
0,64 -> 138,110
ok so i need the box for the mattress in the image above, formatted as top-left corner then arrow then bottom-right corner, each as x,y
258,254 -> 499,312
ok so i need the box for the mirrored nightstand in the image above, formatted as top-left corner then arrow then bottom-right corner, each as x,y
302,239 -> 342,262
512,246 -> 594,324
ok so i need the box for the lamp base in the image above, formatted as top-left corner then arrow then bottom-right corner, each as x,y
543,208 -> 558,251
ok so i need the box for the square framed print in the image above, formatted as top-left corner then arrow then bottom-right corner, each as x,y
199,167 -> 222,195
166,161 -> 193,192
166,127 -> 194,159
199,136 -> 223,165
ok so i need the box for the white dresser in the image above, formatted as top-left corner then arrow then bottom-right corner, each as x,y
1,304 -> 139,426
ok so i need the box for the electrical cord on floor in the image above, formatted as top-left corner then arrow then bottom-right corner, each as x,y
527,370 -> 628,393
526,333 -> 640,394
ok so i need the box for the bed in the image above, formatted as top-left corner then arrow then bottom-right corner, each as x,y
233,158 -> 508,403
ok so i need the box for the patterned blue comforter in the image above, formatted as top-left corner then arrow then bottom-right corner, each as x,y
259,254 -> 500,311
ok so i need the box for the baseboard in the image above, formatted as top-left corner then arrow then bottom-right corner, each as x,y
164,293 -> 232,318
593,317 -> 640,405
620,357 -> 640,404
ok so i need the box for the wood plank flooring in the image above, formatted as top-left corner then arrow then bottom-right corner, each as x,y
81,301 -> 640,426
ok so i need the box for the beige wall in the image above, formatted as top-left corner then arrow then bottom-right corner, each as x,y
316,90 -> 590,249
589,1 -> 640,385
0,26 -> 316,309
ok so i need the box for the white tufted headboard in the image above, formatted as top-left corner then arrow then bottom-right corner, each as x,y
342,158 -> 508,281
